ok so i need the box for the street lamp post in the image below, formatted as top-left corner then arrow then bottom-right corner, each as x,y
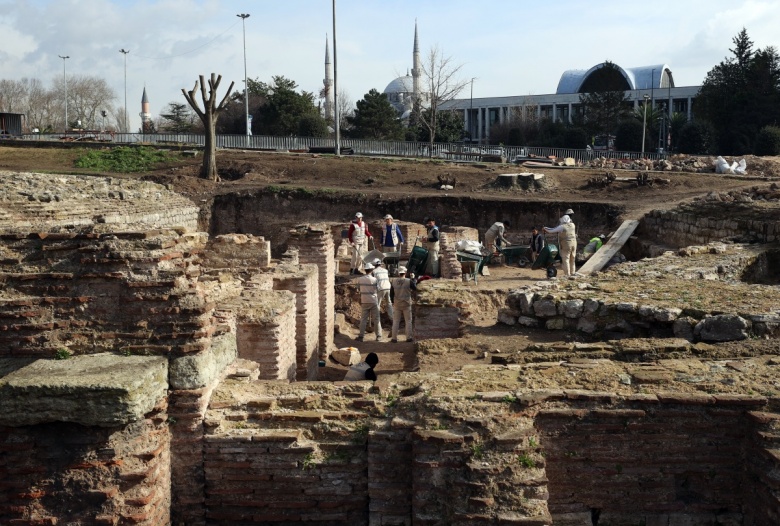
58,55 -> 69,132
332,0 -> 340,157
469,77 -> 476,142
119,49 -> 130,133
650,68 -> 655,110
237,13 -> 250,146
641,94 -> 650,157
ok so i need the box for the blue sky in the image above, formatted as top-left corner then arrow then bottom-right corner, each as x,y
1,0 -> 778,131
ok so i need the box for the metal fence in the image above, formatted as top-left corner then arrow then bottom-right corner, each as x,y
24,132 -> 667,163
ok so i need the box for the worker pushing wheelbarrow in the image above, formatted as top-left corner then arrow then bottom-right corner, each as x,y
406,236 -> 429,278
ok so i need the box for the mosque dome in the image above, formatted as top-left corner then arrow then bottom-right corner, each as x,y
383,74 -> 415,115
384,74 -> 413,96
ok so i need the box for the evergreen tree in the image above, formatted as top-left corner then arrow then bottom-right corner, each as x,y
347,89 -> 404,140
252,76 -> 326,137
578,61 -> 632,138
696,29 -> 780,154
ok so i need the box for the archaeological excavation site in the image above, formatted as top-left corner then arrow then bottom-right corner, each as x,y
0,146 -> 780,526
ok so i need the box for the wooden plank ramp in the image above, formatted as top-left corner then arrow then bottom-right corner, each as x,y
577,220 -> 639,276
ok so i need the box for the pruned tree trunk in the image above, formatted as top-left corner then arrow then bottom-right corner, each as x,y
181,73 -> 234,181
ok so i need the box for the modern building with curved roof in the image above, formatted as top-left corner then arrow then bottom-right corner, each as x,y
556,63 -> 674,94
441,61 -> 700,145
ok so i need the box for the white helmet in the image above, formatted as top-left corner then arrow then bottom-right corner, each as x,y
398,266 -> 407,274
363,262 -> 374,271
564,208 -> 574,215
355,212 -> 363,218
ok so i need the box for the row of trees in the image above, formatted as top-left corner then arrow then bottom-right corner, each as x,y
0,76 -> 124,132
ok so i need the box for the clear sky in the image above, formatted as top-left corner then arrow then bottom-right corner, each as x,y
1,0 -> 778,131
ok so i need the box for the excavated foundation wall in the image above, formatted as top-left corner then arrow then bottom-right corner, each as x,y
201,383 -> 780,525
207,191 -> 624,255
640,209 -> 780,248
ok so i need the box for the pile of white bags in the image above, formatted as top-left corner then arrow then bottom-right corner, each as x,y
714,156 -> 747,175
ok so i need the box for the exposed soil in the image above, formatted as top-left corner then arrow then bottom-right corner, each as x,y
1,145 -> 773,218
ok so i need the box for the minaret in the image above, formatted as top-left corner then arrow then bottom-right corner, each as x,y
324,36 -> 334,122
140,87 -> 152,133
411,20 -> 421,103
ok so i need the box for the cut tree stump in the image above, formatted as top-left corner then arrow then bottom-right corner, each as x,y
495,173 -> 548,190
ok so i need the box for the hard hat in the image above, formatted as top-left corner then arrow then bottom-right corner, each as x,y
373,258 -> 383,266
383,214 -> 393,220
565,208 -> 574,215
363,262 -> 374,271
599,234 -> 606,240
355,212 -> 363,218
398,266 -> 407,274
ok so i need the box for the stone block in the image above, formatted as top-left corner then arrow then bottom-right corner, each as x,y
498,308 -> 519,326
694,314 -> 750,342
0,354 -> 167,426
533,297 -> 558,318
332,347 -> 361,366
559,299 -> 583,318
169,333 -> 237,389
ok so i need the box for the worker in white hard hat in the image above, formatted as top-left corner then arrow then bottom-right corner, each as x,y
390,266 -> 416,343
544,214 -> 577,277
372,258 -> 393,322
348,212 -> 372,275
380,214 -> 405,254
356,262 -> 382,341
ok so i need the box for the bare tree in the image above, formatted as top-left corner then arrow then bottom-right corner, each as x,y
0,79 -> 28,113
336,88 -> 354,134
414,46 -> 469,154
181,74 -> 235,181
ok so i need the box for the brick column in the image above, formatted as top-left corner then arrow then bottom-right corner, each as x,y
272,264 -> 321,380
289,224 -> 335,359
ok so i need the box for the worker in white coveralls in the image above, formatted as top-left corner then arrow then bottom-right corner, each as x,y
484,220 -> 511,254
348,212 -> 373,275
371,258 -> 393,322
544,214 -> 577,277
391,266 -> 417,343
356,262 -> 382,341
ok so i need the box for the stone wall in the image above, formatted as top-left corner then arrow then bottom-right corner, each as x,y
289,224 -> 335,359
500,284 -> 780,342
640,208 -> 780,248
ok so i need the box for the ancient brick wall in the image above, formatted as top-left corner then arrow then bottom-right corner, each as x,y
0,401 -> 170,526
536,398 -> 753,525
0,230 -> 215,359
289,224 -> 335,359
232,290 -> 297,381
271,264 -> 321,380
743,411 -> 780,525
641,208 -> 780,247
413,304 -> 461,341
438,232 -> 463,280
201,233 -> 271,270
199,380 -> 780,526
